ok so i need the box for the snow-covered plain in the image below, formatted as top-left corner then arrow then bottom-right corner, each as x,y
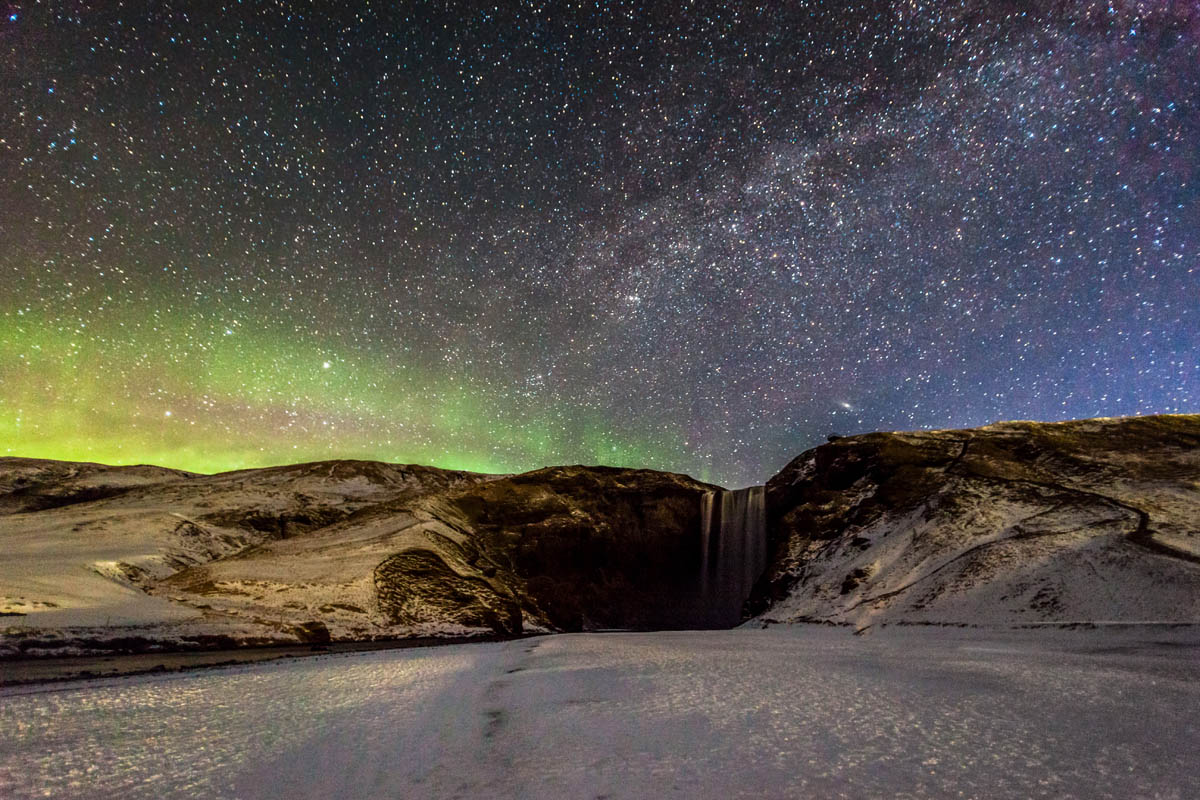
2,627 -> 1197,800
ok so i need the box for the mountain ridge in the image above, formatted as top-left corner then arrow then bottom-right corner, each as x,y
2,413 -> 1197,656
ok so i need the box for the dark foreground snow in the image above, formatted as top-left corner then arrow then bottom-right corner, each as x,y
2,627 -> 1197,799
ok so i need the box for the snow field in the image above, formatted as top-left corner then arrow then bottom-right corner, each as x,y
2,627 -> 1197,799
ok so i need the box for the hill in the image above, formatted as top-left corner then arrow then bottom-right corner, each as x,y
751,415 -> 1200,629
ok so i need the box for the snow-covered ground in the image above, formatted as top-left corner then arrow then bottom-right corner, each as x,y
2,627 -> 1197,799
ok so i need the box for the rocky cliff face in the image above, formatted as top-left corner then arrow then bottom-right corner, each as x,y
402,466 -> 715,632
159,465 -> 716,641
750,415 -> 1200,628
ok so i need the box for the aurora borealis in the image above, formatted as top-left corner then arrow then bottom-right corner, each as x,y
2,2 -> 1198,487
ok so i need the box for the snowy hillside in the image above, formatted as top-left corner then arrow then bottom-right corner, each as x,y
0,459 -> 492,653
752,414 -> 1200,629
156,465 -> 717,640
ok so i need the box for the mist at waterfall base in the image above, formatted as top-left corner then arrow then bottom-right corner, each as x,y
695,487 -> 769,629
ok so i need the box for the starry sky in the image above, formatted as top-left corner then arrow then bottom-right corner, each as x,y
2,1 -> 1198,487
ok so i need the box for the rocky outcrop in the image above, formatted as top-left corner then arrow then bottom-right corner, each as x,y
750,414 -> 1200,628
415,466 -> 716,632
374,549 -> 523,635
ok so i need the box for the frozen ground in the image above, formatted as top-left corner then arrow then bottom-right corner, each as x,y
2,627 -> 1197,799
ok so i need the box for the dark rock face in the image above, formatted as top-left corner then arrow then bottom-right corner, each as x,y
197,507 -> 350,539
374,548 -> 523,635
284,620 -> 331,644
422,466 -> 717,632
751,414 -> 1200,626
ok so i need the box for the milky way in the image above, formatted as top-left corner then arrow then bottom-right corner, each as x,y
2,2 -> 1198,486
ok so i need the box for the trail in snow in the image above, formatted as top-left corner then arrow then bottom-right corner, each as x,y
2,628 -> 1198,799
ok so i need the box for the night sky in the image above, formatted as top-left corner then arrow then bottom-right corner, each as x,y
2,1 -> 1198,487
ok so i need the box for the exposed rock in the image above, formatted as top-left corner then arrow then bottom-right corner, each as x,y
283,620 -> 331,644
414,465 -> 717,631
196,506 -> 350,540
750,414 -> 1200,627
374,548 -> 523,635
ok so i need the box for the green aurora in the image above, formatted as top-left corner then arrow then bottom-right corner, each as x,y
0,299 -> 691,480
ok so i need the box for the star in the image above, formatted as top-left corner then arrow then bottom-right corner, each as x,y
0,2 -> 1195,485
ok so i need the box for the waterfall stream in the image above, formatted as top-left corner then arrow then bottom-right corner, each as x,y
698,486 -> 767,628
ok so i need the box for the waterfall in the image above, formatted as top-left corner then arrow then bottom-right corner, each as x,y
699,490 -> 715,600
697,486 -> 767,628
